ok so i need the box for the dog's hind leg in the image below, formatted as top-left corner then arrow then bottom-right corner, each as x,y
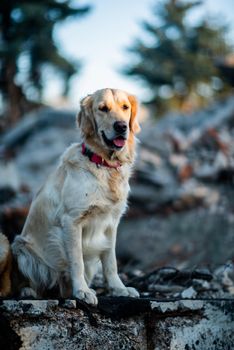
12,236 -> 58,297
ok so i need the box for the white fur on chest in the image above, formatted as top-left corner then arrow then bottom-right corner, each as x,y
81,210 -> 114,258
80,174 -> 128,258
82,200 -> 121,258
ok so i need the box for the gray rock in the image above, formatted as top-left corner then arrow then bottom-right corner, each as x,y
0,298 -> 233,350
181,286 -> 197,299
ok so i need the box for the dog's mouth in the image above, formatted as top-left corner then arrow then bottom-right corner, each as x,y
101,131 -> 126,149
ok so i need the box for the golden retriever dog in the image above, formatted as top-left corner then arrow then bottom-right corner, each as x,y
0,232 -> 12,297
12,88 -> 140,304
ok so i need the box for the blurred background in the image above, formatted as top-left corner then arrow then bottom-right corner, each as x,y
0,0 -> 234,294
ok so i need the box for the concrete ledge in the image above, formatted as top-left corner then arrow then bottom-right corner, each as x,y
0,297 -> 234,349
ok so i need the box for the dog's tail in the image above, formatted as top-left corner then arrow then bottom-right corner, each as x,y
0,232 -> 12,297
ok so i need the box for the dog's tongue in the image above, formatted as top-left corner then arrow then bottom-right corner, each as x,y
113,138 -> 125,147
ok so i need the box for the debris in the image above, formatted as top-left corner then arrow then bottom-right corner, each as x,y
118,265 -> 234,299
214,262 -> 234,295
181,286 -> 197,299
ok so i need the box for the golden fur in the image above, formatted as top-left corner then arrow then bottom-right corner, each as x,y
12,88 -> 140,304
0,232 -> 12,297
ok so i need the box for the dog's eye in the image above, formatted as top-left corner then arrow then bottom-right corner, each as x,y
122,104 -> 129,110
99,105 -> 109,113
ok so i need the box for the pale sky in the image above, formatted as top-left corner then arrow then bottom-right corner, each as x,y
43,0 -> 234,107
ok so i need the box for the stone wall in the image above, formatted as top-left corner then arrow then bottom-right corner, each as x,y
0,297 -> 233,350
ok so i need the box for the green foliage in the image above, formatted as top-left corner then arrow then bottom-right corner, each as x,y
0,0 -> 90,124
124,0 -> 233,115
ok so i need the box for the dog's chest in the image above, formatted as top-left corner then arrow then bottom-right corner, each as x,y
81,165 -> 130,207
67,164 -> 130,257
81,204 -> 120,257
81,171 -> 129,257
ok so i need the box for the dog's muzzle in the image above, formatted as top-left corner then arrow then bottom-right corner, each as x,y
101,131 -> 127,149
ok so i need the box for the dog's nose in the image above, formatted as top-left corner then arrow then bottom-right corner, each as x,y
113,121 -> 127,134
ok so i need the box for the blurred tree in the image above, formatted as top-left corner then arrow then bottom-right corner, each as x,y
0,0 -> 90,127
124,0 -> 233,116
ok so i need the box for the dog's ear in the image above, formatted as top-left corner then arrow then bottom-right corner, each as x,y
77,94 -> 95,136
128,94 -> 141,134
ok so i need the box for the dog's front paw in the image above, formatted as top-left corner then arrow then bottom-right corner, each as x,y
20,287 -> 38,299
110,286 -> 140,298
74,288 -> 98,305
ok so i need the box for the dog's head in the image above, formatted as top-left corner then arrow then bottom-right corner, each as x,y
77,89 -> 140,161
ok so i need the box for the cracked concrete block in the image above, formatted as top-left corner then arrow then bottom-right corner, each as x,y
0,298 -> 233,350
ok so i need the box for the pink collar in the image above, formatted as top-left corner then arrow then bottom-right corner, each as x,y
82,143 -> 121,169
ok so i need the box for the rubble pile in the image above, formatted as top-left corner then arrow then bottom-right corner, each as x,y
126,262 -> 234,299
131,96 -> 234,214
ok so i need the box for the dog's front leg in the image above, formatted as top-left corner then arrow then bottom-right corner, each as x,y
62,214 -> 97,305
101,227 -> 139,298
